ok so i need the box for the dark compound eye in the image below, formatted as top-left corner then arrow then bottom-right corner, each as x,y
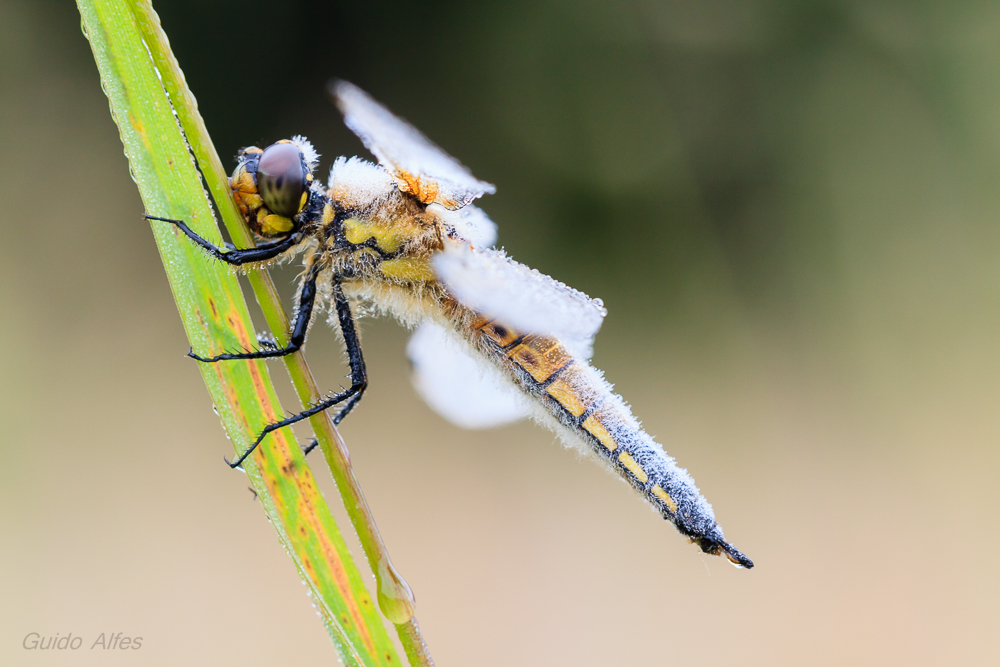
257,142 -> 306,218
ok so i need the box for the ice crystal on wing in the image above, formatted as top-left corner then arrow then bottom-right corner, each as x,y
431,203 -> 498,249
433,243 -> 607,359
333,80 -> 495,210
408,322 -> 530,429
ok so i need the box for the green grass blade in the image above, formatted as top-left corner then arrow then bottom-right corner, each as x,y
125,2 -> 434,664
76,1 -> 402,664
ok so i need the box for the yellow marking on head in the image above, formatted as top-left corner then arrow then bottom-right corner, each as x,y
260,213 -> 294,236
617,451 -> 648,483
230,168 -> 262,219
379,258 -> 435,282
297,190 -> 308,213
342,218 -> 406,253
651,485 -> 678,513
545,373 -> 587,417
582,414 -> 617,451
232,169 -> 256,193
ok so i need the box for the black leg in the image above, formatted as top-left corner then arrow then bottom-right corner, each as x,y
227,280 -> 368,469
189,262 -> 320,363
145,214 -> 300,264
330,280 -> 368,424
333,392 -> 364,425
301,389 -> 362,457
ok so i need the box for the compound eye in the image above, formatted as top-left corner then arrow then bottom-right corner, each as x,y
257,142 -> 306,218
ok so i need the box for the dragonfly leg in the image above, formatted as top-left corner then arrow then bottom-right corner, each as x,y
228,279 -> 367,469
301,392 -> 364,457
144,214 -> 300,264
329,280 -> 368,424
189,263 -> 320,363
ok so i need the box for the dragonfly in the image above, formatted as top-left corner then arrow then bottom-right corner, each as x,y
147,81 -> 753,569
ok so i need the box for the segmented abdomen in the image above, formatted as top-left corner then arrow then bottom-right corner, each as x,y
463,312 -> 752,568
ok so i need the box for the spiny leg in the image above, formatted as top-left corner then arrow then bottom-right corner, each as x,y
300,389 -> 368,455
152,211 -> 317,362
301,390 -> 364,457
302,303 -> 367,457
144,214 -> 301,264
189,262 -> 321,363
229,280 -> 368,469
330,282 -> 368,425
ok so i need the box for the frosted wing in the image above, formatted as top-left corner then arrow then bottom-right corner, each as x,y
431,203 -> 498,249
433,243 -> 607,359
333,80 -> 496,210
408,322 -> 530,429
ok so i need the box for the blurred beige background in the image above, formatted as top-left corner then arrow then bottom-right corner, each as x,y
2,0 -> 999,664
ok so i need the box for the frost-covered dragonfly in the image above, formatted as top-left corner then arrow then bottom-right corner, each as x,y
148,81 -> 753,568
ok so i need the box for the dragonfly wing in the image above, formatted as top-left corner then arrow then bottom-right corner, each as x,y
431,203 -> 498,249
433,243 -> 607,359
332,80 -> 496,210
408,321 -> 530,429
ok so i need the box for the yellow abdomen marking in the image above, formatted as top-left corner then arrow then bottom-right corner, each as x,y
508,337 -> 572,383
545,370 -> 588,417
651,485 -> 678,513
617,451 -> 648,483
468,314 -> 494,331
582,414 -> 617,452
480,322 -> 521,348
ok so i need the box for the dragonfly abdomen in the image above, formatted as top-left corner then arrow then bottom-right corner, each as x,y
467,313 -> 752,568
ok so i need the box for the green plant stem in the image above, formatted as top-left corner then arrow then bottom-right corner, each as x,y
78,1 -> 405,664
126,2 -> 432,664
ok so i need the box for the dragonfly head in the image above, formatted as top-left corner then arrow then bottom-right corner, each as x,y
230,136 -> 320,238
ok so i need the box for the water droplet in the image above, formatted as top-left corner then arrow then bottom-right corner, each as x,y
376,556 -> 416,624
